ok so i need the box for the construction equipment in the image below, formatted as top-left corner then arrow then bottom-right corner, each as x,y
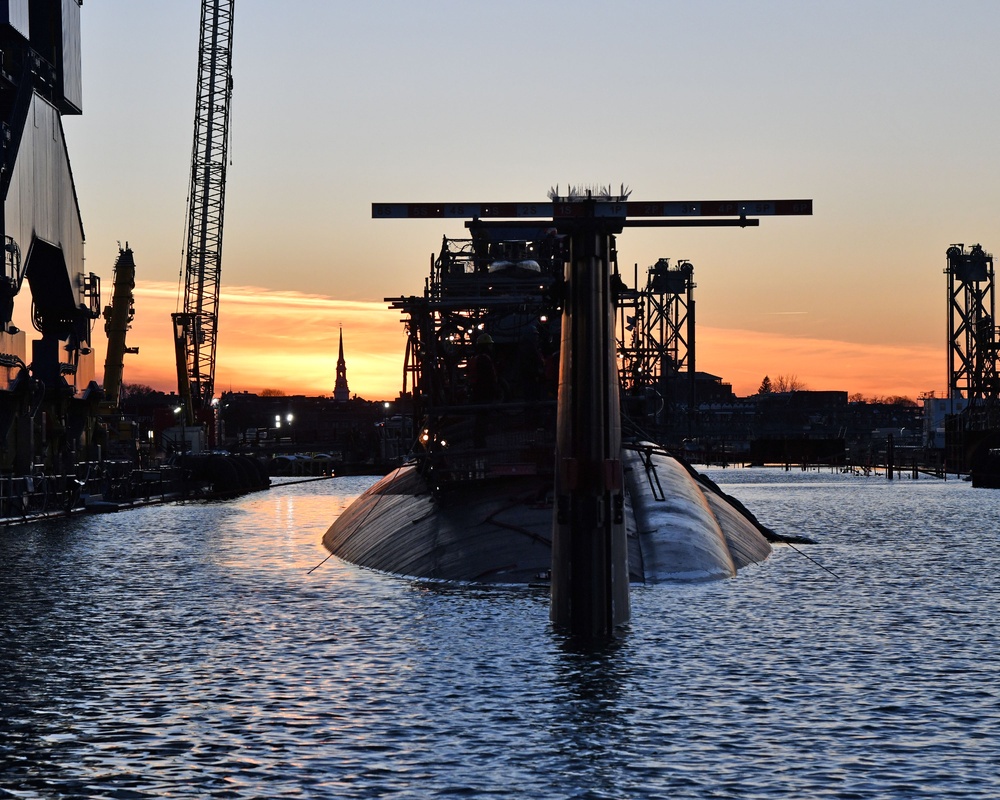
0,1 -> 102,475
102,245 -> 138,409
172,0 -> 234,437
617,257 -> 697,426
371,192 -> 812,636
943,243 -> 1000,475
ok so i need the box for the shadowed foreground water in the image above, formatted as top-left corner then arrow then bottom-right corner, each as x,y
1,469 -> 998,798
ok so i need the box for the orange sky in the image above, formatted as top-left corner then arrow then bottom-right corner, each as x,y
54,4 -> 997,408
112,282 -> 406,400
78,279 -> 943,403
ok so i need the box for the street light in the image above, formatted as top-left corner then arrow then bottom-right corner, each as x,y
381,402 -> 393,463
172,405 -> 186,453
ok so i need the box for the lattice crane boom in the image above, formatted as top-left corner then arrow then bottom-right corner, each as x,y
173,0 -> 234,425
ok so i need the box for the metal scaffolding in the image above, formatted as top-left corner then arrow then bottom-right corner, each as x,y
946,243 -> 999,424
617,258 -> 696,421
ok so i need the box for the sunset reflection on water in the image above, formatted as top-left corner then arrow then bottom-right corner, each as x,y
2,471 -> 999,798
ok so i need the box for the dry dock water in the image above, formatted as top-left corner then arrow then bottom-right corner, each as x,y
1,469 -> 998,799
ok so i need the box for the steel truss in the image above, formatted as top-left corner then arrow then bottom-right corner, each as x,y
174,0 -> 234,420
617,258 -> 696,419
947,243 -> 999,424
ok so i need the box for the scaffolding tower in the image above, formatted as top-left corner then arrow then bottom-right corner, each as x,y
617,258 -> 696,423
946,243 -> 999,425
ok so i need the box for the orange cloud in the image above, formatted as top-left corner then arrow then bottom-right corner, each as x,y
75,281 -> 943,402
107,281 -> 409,399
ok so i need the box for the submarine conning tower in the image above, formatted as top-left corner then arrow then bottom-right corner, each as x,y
371,192 -> 812,637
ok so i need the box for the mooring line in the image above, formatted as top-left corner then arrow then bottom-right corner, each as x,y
306,551 -> 336,575
305,466 -> 403,575
271,474 -> 337,488
783,539 -> 841,579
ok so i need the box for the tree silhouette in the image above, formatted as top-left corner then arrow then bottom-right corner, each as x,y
773,374 -> 806,392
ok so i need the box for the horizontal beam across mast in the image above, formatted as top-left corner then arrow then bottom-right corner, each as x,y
372,199 -> 812,220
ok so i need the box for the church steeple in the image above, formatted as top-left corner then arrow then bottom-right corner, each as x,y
334,327 -> 350,402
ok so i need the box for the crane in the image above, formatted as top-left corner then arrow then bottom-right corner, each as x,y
172,0 -> 235,435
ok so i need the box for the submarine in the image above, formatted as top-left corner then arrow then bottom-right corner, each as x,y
325,190 -> 812,635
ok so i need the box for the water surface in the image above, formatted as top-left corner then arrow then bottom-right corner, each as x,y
1,469 -> 997,798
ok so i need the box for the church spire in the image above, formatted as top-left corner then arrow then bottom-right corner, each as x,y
334,326 -> 350,402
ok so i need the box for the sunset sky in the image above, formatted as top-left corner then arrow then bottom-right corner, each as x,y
37,1 -> 1000,401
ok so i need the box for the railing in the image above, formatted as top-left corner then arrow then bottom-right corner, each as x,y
0,461 -> 188,522
0,469 -> 93,520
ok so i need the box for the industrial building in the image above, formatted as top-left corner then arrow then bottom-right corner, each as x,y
0,1 -> 101,480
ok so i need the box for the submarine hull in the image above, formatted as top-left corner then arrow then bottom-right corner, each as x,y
622,445 -> 772,582
324,447 -> 771,585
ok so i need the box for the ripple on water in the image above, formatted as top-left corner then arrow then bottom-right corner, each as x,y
1,472 -> 999,798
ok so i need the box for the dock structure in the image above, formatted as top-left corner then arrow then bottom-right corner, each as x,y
372,193 -> 812,636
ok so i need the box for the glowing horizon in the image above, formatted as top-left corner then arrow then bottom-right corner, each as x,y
114,281 -> 408,400
68,280 -> 943,403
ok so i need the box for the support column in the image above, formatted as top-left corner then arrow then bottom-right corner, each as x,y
551,213 -> 630,636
